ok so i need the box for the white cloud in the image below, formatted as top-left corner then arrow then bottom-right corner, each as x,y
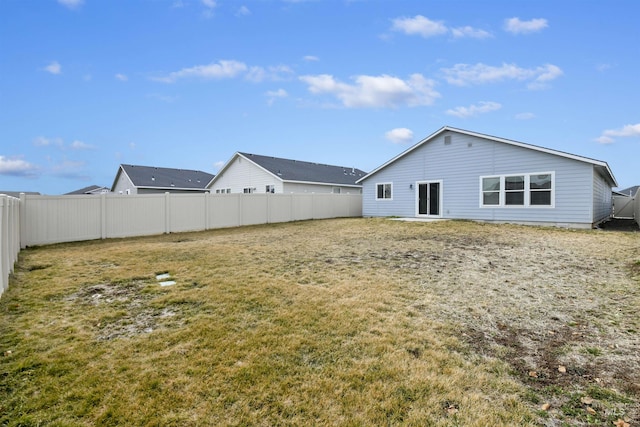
451,26 -> 492,39
245,65 -> 294,83
596,63 -> 613,72
50,159 -> 89,180
441,62 -> 563,89
303,55 -> 319,62
385,128 -> 414,144
265,88 -> 288,105
596,123 -> 640,144
214,160 -> 225,170
201,0 -> 216,18
115,73 -> 128,81
0,156 -> 38,176
69,140 -> 95,150
515,112 -> 536,120
58,0 -> 83,9
299,73 -> 440,108
152,60 -> 247,83
391,15 -> 448,38
446,101 -> 501,118
236,6 -> 250,16
33,136 -> 93,150
33,136 -> 63,147
44,61 -> 62,75
504,17 -> 548,34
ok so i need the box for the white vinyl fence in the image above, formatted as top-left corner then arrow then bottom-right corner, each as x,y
19,192 -> 362,248
634,188 -> 640,228
0,192 -> 361,296
1,195 -> 21,298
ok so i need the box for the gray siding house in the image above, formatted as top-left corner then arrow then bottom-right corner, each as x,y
111,164 -> 215,195
357,126 -> 617,228
208,152 -> 366,195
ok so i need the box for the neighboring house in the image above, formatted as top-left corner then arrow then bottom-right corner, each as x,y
111,164 -> 215,195
208,152 -> 366,194
357,126 -> 617,229
618,185 -> 639,197
64,185 -> 111,195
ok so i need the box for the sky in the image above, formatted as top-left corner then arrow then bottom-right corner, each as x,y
1,0 -> 639,195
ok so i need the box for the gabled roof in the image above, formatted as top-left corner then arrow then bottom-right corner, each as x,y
64,185 -> 110,195
619,185 -> 639,197
214,152 -> 367,187
111,164 -> 215,191
357,126 -> 618,187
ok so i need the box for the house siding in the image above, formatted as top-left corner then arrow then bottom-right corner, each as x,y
363,131 -> 600,227
592,171 -> 612,224
283,182 -> 361,194
112,173 -> 137,195
210,157 -> 283,194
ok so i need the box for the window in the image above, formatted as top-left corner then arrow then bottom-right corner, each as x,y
332,187 -> 341,194
530,174 -> 552,205
376,183 -> 392,200
215,188 -> 231,194
505,175 -> 524,205
482,177 -> 500,205
266,185 -> 275,193
243,187 -> 254,194
480,172 -> 554,207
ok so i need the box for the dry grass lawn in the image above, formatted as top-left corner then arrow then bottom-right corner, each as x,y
1,218 -> 638,426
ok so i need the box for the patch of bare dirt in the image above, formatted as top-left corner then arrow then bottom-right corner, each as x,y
67,281 -> 182,340
307,220 -> 640,425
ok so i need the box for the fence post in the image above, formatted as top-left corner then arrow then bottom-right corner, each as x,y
204,192 -> 209,231
100,193 -> 107,239
1,196 -> 6,294
165,192 -> 171,234
19,193 -> 27,249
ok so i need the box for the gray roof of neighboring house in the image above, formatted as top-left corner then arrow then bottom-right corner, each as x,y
112,164 -> 215,191
64,185 -> 110,195
236,152 -> 367,186
619,185 -> 639,197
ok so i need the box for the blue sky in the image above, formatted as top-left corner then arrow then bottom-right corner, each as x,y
1,0 -> 639,195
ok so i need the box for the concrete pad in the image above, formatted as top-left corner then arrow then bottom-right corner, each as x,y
159,281 -> 176,287
156,273 -> 171,280
389,218 -> 449,223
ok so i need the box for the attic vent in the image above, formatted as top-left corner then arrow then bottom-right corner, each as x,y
444,135 -> 452,145
151,176 -> 155,181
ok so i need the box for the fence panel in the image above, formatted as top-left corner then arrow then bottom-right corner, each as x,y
208,194 -> 242,229
635,188 -> 640,228
22,195 -> 103,245
268,194 -> 294,224
168,193 -> 207,233
104,194 -> 166,238
19,192 -> 362,248
1,195 -> 20,297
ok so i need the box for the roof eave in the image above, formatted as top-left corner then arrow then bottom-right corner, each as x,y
283,179 -> 362,187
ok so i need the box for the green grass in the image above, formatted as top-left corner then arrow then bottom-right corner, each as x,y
1,218 -> 638,426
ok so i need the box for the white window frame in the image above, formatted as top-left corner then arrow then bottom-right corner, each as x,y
266,185 -> 275,193
479,172 -> 554,208
375,182 -> 393,200
243,187 -> 255,194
